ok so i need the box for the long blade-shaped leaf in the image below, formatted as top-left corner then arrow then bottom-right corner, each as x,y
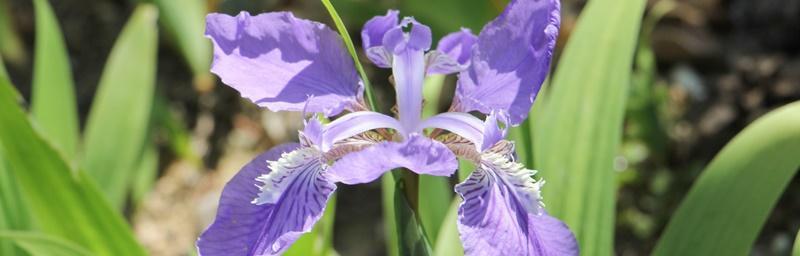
0,71 -> 146,255
0,150 -> 30,256
533,0 -> 646,254
82,4 -> 158,208
31,0 -> 79,160
433,199 -> 463,256
653,102 -> 800,256
0,231 -> 92,256
794,229 -> 800,256
394,178 -> 433,256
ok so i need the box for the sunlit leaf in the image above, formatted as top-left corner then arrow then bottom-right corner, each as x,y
533,0 -> 646,255
82,4 -> 159,209
653,102 -> 800,256
0,231 -> 92,256
0,69 -> 146,256
131,140 -> 158,206
382,175 -> 399,256
0,150 -> 30,256
433,199 -> 463,256
793,229 -> 800,256
31,0 -> 79,160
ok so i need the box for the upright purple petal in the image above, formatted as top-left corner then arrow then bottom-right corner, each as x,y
206,12 -> 363,117
197,144 -> 336,256
455,152 -> 578,256
382,17 -> 432,54
361,10 -> 399,67
427,28 -> 478,74
453,0 -> 561,125
327,134 -> 457,184
480,111 -> 509,152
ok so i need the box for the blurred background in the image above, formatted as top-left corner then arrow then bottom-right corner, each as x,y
1,0 -> 799,255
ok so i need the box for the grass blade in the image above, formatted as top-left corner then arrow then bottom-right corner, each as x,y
794,229 -> 800,256
82,4 -> 158,208
394,178 -> 433,256
0,71 -> 146,255
31,0 -> 79,160
533,0 -> 646,254
653,102 -> 800,256
0,231 -> 92,256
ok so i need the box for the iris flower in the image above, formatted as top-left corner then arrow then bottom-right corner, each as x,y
197,0 -> 578,255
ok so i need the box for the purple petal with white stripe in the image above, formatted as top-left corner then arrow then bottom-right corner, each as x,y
327,133 -> 457,184
206,12 -> 363,117
197,144 -> 336,256
455,152 -> 578,256
427,28 -> 477,74
453,0 -> 560,125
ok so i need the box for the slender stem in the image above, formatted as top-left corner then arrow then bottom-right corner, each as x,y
319,0 -> 379,112
401,171 -> 420,211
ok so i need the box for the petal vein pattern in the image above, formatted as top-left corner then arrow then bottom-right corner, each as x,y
455,152 -> 578,256
205,12 -> 363,116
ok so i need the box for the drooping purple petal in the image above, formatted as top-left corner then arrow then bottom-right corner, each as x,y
427,28 -> 477,74
320,111 -> 404,152
197,144 -> 336,256
361,10 -> 399,67
327,133 -> 457,184
455,152 -> 578,256
453,0 -> 560,125
206,12 -> 363,117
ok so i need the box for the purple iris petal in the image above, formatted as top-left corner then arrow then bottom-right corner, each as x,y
453,0 -> 560,125
480,111 -> 509,152
199,143 -> 336,255
419,112 -> 485,150
427,28 -> 478,74
361,10 -> 399,67
327,134 -> 457,184
455,152 -> 578,256
320,111 -> 404,152
206,12 -> 363,117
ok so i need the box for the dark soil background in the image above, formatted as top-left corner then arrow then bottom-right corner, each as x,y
3,0 -> 799,255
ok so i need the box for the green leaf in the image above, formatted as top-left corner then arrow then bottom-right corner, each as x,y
0,69 -> 146,255
31,0 -> 79,160
131,140 -> 158,205
433,199 -> 463,256
319,0 -> 377,111
82,4 -> 159,209
652,102 -> 800,256
0,231 -> 93,256
0,150 -> 31,256
533,0 -> 646,255
148,0 -> 210,78
0,0 -> 26,65
394,178 -> 433,256
794,229 -> 800,256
